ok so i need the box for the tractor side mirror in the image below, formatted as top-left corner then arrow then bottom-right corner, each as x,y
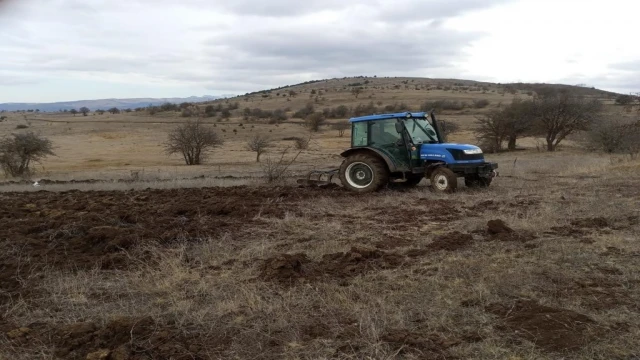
395,122 -> 404,133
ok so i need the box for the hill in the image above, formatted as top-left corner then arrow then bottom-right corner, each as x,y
196,76 -> 621,115
0,95 -> 231,112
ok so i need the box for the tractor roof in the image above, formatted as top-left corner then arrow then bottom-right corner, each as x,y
349,111 -> 428,123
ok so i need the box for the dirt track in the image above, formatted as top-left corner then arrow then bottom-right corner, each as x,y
1,184 -> 639,359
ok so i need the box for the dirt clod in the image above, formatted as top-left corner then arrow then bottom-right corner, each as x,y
486,299 -> 602,352
259,253 -> 310,283
487,219 -> 514,234
484,220 -> 536,242
259,247 -> 408,283
427,231 -> 474,251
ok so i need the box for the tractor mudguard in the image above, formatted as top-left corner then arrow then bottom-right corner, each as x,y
340,147 -> 401,173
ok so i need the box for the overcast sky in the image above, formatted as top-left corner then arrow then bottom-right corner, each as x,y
0,0 -> 637,103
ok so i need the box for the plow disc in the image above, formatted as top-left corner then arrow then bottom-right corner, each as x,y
296,168 -> 340,187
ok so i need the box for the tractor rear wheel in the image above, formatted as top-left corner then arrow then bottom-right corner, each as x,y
429,167 -> 457,193
339,153 -> 389,193
464,175 -> 492,188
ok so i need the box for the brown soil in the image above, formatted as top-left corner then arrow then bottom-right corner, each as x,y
0,186 -> 353,295
4,316 -> 233,360
486,299 -> 603,353
426,231 -> 474,251
259,246 -> 408,284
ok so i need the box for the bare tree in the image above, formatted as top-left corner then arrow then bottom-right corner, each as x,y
331,122 -> 350,137
69,109 -> 78,116
532,90 -> 604,151
164,119 -> 224,165
473,109 -> 510,152
502,98 -> 536,150
79,107 -> 90,116
108,107 -> 120,114
246,134 -> 271,162
0,131 -> 55,177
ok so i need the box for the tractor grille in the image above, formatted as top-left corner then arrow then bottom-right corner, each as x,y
447,148 -> 484,161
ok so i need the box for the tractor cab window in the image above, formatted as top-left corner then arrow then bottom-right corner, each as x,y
369,119 -> 402,146
352,121 -> 368,147
403,118 -> 439,144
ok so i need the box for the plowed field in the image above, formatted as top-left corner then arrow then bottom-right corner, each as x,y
1,176 -> 639,359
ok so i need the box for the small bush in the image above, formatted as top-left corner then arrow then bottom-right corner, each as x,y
586,116 -> 640,157
16,124 -> 28,129
615,95 -> 635,106
293,104 -> 315,119
305,112 -> 325,132
0,131 -> 55,177
473,99 -> 490,109
331,122 -> 350,137
292,136 -> 310,150
420,100 -> 467,111
260,147 -> 302,183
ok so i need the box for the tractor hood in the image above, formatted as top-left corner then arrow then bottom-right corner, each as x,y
419,143 -> 484,163
422,143 -> 481,151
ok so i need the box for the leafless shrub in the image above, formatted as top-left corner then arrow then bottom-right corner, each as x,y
246,134 -> 272,162
260,147 -> 302,183
164,119 -> 223,165
16,124 -> 28,129
0,131 -> 55,177
294,136 -> 310,150
305,112 -> 325,132
331,122 -> 350,137
585,116 -> 640,157
473,99 -> 490,108
473,110 -> 509,153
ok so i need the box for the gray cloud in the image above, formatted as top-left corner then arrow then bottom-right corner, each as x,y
11,0 -> 616,101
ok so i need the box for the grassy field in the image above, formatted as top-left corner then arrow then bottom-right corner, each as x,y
0,77 -> 638,359
0,76 -> 622,185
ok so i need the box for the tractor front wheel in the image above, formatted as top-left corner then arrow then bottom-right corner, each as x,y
429,167 -> 457,193
339,153 -> 389,193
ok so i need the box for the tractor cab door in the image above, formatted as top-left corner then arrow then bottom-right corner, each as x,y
368,119 -> 411,170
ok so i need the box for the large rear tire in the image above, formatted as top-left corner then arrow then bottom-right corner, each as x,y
429,167 -> 458,193
339,153 -> 389,193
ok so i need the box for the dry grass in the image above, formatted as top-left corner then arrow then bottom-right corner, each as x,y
1,154 -> 638,359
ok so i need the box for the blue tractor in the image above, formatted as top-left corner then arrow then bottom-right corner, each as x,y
300,110 -> 498,193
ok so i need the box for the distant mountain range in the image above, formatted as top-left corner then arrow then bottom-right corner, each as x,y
0,95 -> 234,112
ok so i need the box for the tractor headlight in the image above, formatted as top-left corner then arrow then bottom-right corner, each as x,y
463,148 -> 483,155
